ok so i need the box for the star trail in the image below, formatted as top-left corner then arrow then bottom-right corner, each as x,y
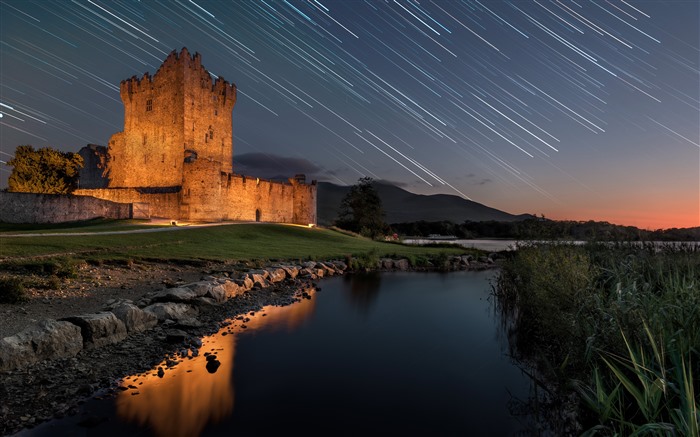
1,0 -> 698,228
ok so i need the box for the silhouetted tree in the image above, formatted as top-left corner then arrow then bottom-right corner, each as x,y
7,145 -> 84,194
336,177 -> 387,238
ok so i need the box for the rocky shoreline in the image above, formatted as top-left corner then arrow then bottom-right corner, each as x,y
0,254 -> 496,436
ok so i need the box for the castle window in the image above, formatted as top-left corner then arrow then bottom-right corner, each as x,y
146,99 -> 152,111
161,154 -> 165,163
214,109 -> 218,116
209,130 -> 214,140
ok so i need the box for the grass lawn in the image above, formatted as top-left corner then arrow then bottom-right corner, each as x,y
0,218 -> 164,234
0,223 -> 468,263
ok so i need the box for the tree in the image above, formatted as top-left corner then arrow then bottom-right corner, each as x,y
7,145 -> 84,194
336,177 -> 387,238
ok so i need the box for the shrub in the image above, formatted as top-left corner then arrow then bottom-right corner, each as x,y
0,278 -> 28,304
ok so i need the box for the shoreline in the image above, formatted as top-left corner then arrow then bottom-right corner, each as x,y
1,255 -> 497,436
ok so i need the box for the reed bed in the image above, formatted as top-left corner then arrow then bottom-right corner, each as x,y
494,242 -> 699,435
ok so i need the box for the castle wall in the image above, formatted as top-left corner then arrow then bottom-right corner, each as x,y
74,188 -> 180,219
0,192 -> 131,224
180,159 -> 222,222
217,175 -> 316,225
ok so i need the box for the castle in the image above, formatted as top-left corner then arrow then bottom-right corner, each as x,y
75,48 -> 316,224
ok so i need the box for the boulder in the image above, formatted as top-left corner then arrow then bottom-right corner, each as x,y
394,259 -> 410,271
151,287 -> 198,303
266,268 -> 286,283
221,281 -> 248,298
0,320 -> 83,371
111,303 -> 158,333
318,262 -> 337,275
248,269 -> 270,280
246,272 -> 269,288
185,282 -> 214,297
381,259 -> 394,270
144,303 -> 199,322
303,261 -> 317,269
235,276 -> 254,291
62,312 -> 128,349
332,261 -> 348,271
279,265 -> 299,279
206,284 -> 227,303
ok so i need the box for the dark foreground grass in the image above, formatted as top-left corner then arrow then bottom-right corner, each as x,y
494,242 -> 699,435
0,223 -> 467,263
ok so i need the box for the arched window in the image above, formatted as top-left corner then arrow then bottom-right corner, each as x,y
255,209 -> 261,222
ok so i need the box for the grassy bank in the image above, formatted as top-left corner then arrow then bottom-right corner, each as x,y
494,242 -> 699,435
0,223 -> 469,262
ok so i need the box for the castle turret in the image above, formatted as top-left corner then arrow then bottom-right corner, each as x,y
107,48 -> 236,188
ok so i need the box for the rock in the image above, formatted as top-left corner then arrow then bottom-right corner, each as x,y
318,262 -> 336,275
165,329 -> 188,344
248,269 -> 270,280
303,261 -> 317,269
111,303 -> 158,333
151,287 -> 198,303
143,303 -> 199,322
332,261 -> 348,271
478,256 -> 490,263
205,284 -> 227,303
381,259 -> 394,269
235,276 -> 254,291
184,282 -> 213,297
193,297 -> 218,307
460,256 -> 470,266
266,268 -> 286,283
394,259 -> 410,271
205,359 -> 221,374
279,265 -> 299,279
62,313 -> 127,349
221,281 -> 247,298
246,272 -> 269,288
0,320 -> 83,371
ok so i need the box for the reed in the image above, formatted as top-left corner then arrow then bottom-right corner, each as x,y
494,242 -> 700,433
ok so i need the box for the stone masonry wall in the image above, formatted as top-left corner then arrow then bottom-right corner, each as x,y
0,192 -> 131,224
74,188 -> 180,219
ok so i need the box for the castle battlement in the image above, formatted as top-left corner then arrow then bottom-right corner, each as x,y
119,48 -> 235,107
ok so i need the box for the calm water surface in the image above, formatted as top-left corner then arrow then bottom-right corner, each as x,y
24,271 -> 532,436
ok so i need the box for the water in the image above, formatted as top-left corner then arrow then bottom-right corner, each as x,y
24,271 -> 532,436
403,239 -> 700,252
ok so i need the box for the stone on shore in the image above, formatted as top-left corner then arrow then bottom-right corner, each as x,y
266,268 -> 286,283
0,320 -> 83,371
111,303 -> 158,333
62,312 -> 128,349
151,287 -> 198,303
143,303 -> 199,322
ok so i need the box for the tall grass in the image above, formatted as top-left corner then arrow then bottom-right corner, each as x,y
494,242 -> 700,434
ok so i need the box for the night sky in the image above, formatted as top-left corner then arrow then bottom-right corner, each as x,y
1,1 -> 698,229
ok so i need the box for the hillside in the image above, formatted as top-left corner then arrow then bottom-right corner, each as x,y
317,181 -> 530,225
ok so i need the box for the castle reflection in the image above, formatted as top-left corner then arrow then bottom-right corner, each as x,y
115,289 -> 317,437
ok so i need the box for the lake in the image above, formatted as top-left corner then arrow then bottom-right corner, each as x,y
23,271 -> 533,436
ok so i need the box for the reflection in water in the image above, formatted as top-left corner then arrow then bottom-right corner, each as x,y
342,271 -> 381,314
115,289 -> 317,437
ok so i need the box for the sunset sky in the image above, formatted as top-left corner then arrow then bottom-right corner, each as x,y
1,1 -> 698,229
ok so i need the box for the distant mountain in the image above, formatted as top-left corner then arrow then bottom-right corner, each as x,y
317,181 -> 532,225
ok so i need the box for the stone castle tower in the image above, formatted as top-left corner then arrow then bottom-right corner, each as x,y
107,48 -> 236,187
76,48 -> 317,224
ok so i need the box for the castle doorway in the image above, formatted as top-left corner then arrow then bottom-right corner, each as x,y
255,209 -> 261,222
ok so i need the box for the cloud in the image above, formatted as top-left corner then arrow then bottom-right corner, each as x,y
476,178 -> 492,186
233,153 -> 322,179
376,179 -> 409,188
